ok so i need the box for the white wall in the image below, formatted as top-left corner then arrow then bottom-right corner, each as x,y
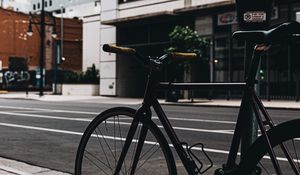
99,0 -> 117,96
30,0 -> 100,18
118,0 -> 184,19
82,15 -> 100,71
59,2 -> 100,18
192,0 -> 233,6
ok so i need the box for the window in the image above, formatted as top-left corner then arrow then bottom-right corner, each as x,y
37,3 -> 40,9
49,0 -> 52,6
45,1 -> 48,7
33,4 -> 36,10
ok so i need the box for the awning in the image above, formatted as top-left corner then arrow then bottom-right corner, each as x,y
101,11 -> 177,26
174,1 -> 235,15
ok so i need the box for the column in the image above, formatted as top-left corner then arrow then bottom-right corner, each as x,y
99,0 -> 118,96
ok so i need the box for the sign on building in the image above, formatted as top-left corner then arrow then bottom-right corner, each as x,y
218,12 -> 237,26
218,7 -> 278,26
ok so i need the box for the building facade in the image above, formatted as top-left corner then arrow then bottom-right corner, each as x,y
100,0 -> 300,100
30,0 -> 101,72
0,8 -> 82,90
5,0 -> 100,72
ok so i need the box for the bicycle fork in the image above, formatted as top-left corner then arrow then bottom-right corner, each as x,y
114,107 -> 151,175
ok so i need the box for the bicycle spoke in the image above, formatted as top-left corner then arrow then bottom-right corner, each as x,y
94,127 -> 114,174
117,115 -> 128,174
84,151 -> 110,175
259,162 -> 271,175
76,109 -> 174,175
114,116 -> 116,168
136,144 -> 161,172
129,122 -> 142,173
292,139 -> 300,169
84,150 -> 111,169
139,142 -> 159,160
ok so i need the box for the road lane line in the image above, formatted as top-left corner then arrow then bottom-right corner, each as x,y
0,122 -> 295,163
2,111 -> 299,140
0,105 -> 98,115
0,111 -> 234,135
0,105 -> 236,124
0,111 -> 93,122
0,122 -> 84,136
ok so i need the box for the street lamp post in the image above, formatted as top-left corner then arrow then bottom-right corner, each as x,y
39,0 -> 45,97
27,0 -> 57,97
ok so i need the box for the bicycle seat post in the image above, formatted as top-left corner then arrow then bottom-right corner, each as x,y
245,44 -> 270,86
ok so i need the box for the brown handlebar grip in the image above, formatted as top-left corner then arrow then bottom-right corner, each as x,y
171,52 -> 198,60
103,44 -> 136,55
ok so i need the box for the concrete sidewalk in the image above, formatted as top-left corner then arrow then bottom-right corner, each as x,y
0,157 -> 70,175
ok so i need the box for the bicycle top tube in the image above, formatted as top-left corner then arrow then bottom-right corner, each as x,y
158,82 -> 246,91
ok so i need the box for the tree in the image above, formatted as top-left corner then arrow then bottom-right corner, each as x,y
165,26 -> 209,100
166,26 -> 208,59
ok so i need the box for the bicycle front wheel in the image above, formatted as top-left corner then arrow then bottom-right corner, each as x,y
238,119 -> 300,175
75,107 -> 176,175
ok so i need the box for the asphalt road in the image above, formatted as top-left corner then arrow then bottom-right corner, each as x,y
0,98 -> 299,174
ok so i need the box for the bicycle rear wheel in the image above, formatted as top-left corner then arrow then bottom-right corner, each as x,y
75,107 -> 176,175
238,119 -> 300,175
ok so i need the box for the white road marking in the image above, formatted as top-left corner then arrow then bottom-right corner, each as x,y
0,105 -> 98,115
0,105 -> 236,124
0,111 -> 234,135
0,122 -> 83,136
0,105 -> 297,138
0,122 -> 295,163
0,111 -> 93,122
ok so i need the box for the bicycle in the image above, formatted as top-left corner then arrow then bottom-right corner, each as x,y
75,21 -> 300,175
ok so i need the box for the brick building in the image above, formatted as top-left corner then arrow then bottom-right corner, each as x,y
0,8 -> 82,90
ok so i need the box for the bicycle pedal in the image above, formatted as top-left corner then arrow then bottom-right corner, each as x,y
187,143 -> 213,174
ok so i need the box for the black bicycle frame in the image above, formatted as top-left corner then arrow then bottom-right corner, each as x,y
114,44 -> 298,175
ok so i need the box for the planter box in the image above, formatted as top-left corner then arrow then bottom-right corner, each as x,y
62,84 -> 99,96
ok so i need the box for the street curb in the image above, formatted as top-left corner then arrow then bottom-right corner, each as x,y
0,90 -> 8,94
0,157 -> 70,175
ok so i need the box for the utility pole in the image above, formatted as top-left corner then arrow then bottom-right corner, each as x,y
39,0 -> 45,96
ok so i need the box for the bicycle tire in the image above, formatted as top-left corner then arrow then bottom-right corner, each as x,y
238,119 -> 300,175
75,107 -> 177,175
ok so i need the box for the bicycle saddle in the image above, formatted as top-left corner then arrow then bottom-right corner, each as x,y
232,21 -> 300,44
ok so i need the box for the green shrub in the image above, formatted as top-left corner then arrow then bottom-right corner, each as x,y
63,64 -> 99,84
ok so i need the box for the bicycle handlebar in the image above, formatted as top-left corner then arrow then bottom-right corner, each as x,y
103,44 -> 136,55
102,44 -> 198,67
170,52 -> 198,60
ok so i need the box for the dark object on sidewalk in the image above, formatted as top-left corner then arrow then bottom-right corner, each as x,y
165,90 -> 179,102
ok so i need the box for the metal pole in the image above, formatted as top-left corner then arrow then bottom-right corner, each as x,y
227,26 -> 232,100
53,42 -> 58,94
61,5 -> 64,62
39,0 -> 45,96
